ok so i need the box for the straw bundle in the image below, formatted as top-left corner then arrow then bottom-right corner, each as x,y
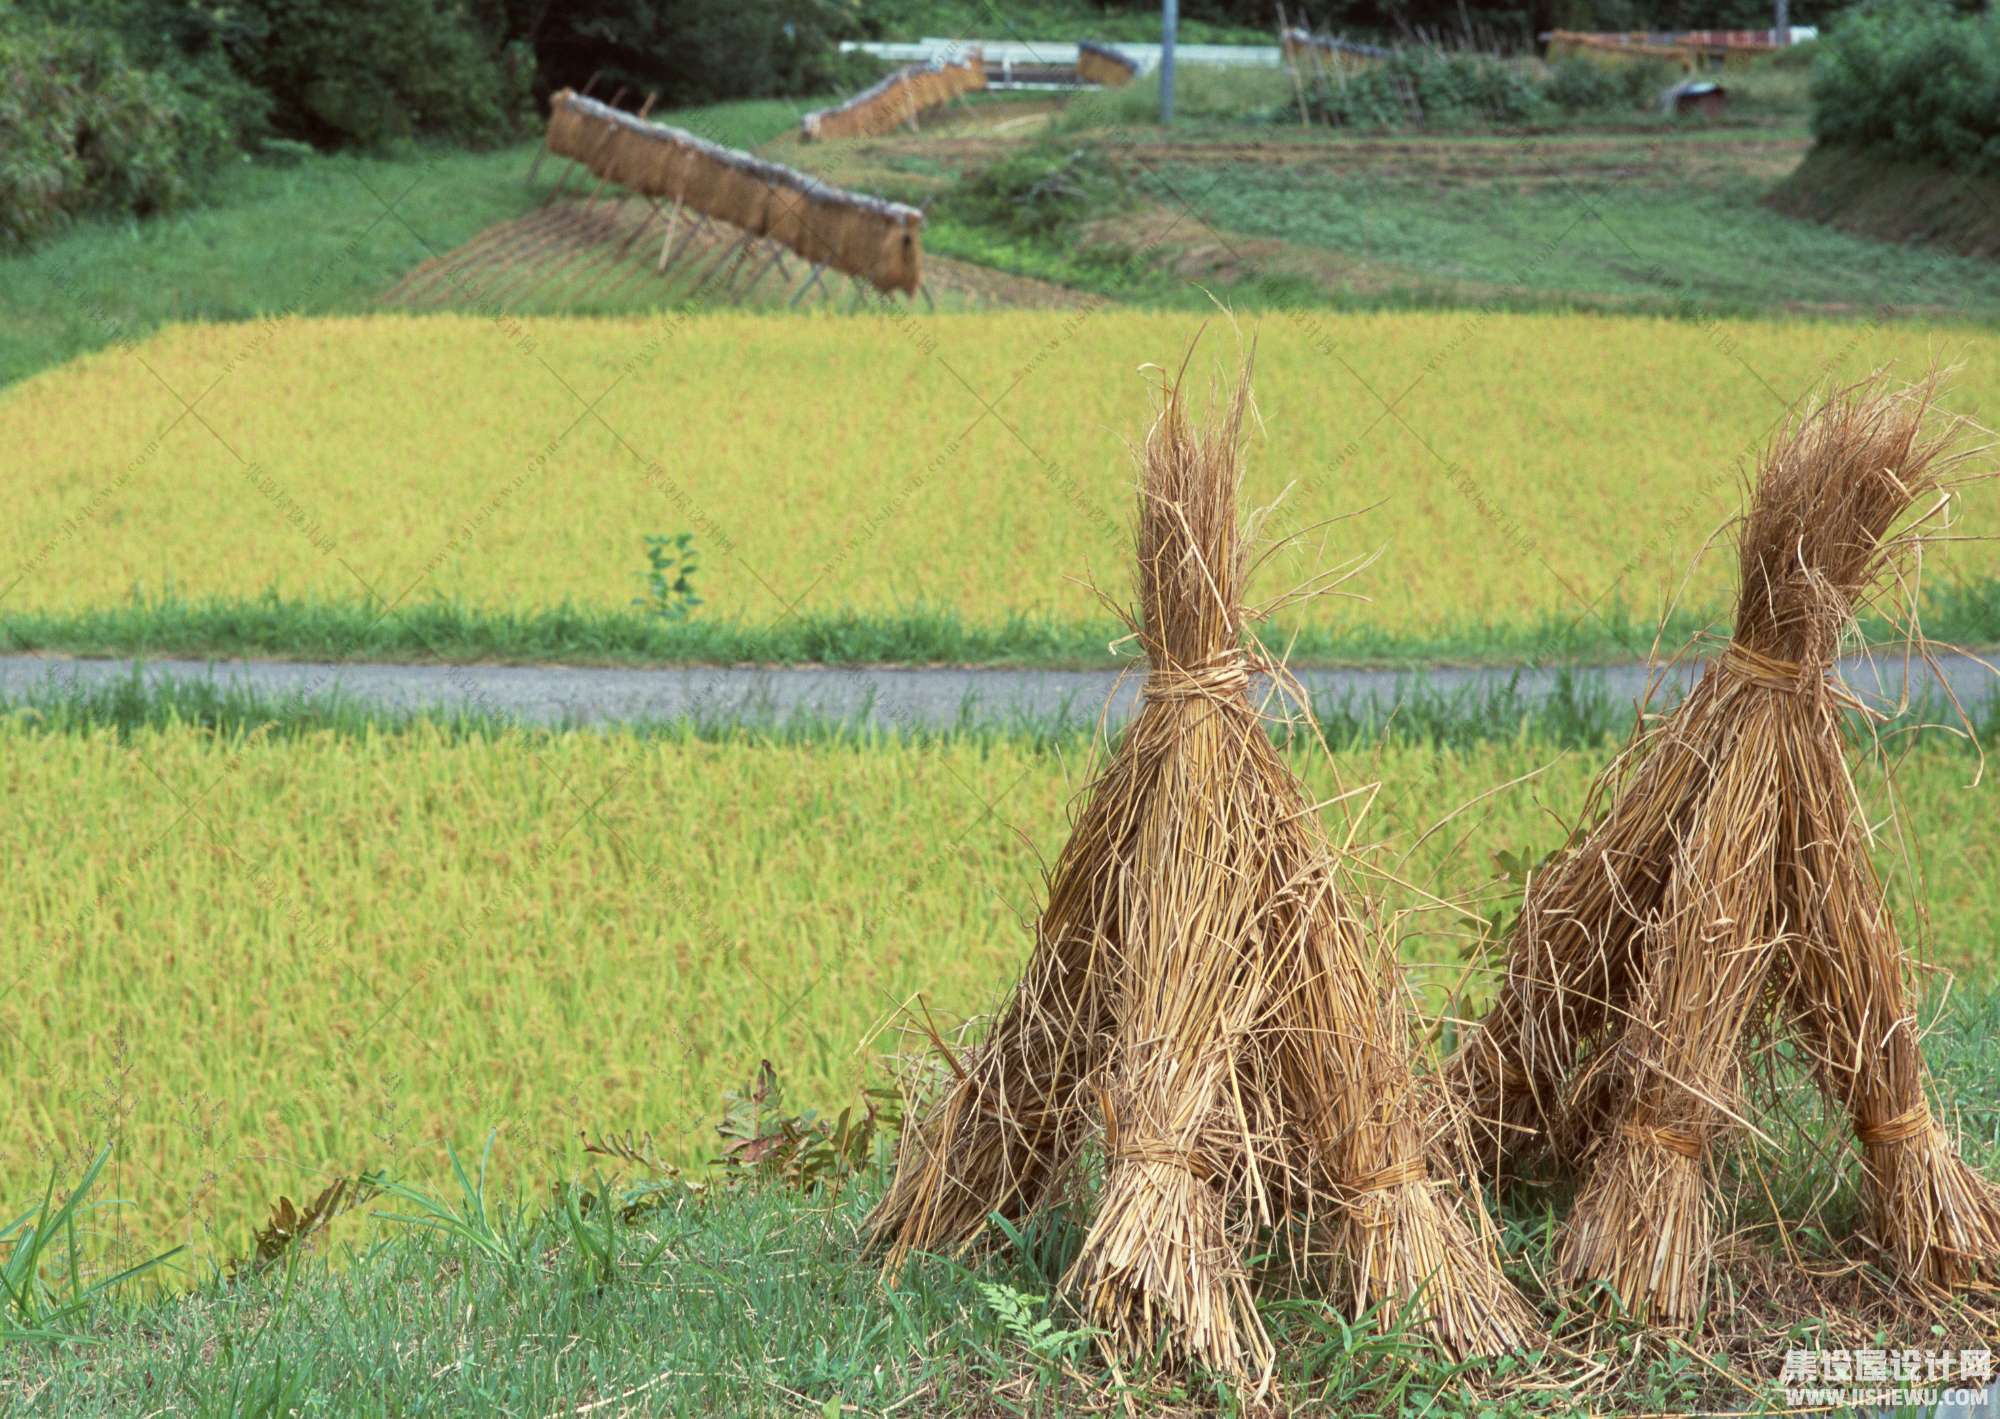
869,362 -> 1532,1387
828,201 -> 889,285
801,57 -> 985,142
762,175 -> 812,251
1077,41 -> 1140,87
544,91 -> 594,160
1442,373 -> 2000,1319
710,155 -> 770,237
874,210 -> 923,296
539,91 -> 926,294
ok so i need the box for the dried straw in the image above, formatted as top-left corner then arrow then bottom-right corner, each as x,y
539,92 -> 925,294
1442,372 -> 2000,1320
870,358 -> 1533,1388
1077,41 -> 1141,87
801,57 -> 985,142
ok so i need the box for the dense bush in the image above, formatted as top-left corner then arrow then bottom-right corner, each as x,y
516,0 -> 868,107
1306,49 -> 1550,127
28,0 -> 530,151
1811,0 -> 2000,174
0,18 -> 246,246
216,0 -> 532,150
943,143 -> 1130,238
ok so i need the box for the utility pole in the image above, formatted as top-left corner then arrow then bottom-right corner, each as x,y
1161,0 -> 1179,125
1775,0 -> 1790,45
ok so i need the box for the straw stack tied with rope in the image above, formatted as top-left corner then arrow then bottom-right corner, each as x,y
1442,372 -> 2000,1319
868,357 -> 1533,1388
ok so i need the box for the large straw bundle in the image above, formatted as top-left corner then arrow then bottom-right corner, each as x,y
869,362 -> 1532,1388
539,91 -> 926,295
1442,373 -> 2000,1319
873,209 -> 923,296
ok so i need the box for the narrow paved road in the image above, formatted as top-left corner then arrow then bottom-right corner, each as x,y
4,649 -> 1993,729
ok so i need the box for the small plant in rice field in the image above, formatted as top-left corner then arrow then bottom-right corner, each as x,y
632,532 -> 701,621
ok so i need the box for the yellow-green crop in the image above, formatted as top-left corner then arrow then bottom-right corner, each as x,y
6,311 -> 1994,640
5,721 -> 1991,1262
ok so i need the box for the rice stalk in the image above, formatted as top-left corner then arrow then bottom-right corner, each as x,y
1442,370 -> 2000,1319
869,356 -> 1533,1387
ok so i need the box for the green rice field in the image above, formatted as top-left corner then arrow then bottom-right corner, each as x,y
6,713 -> 1993,1265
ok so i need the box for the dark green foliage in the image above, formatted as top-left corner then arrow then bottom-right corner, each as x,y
515,0 -> 869,107
17,0 -> 531,152
1811,0 -> 2000,175
213,0 -> 533,150
0,18 -> 247,246
0,0 -> 855,249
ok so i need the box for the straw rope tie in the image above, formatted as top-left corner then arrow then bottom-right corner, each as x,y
1857,1102 -> 1934,1147
1110,1136 -> 1215,1180
1144,652 -> 1251,702
1341,1157 -> 1431,1195
1620,1119 -> 1705,1159
1719,643 -> 1814,693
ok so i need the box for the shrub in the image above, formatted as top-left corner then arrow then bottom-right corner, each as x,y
944,144 -> 1130,239
0,17 -> 246,247
1545,56 -> 1621,111
1811,0 -> 2000,175
21,0 -> 529,153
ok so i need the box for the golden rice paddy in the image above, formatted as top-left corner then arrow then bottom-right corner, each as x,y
6,311 -> 1995,636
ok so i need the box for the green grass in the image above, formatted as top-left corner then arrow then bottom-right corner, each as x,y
1133,158 -> 2000,318
0,98 -> 817,387
9,582 -> 2000,671
1052,57 -> 1811,135
5,982 -> 1997,1415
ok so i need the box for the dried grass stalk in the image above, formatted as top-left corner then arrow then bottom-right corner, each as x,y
1443,371 -> 2000,1319
870,359 -> 1533,1388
